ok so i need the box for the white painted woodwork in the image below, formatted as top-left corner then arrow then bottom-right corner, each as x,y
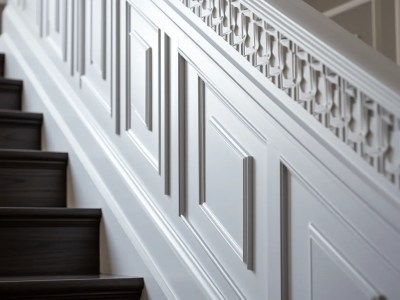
82,0 -> 113,111
1,0 -> 399,299
126,4 -> 161,172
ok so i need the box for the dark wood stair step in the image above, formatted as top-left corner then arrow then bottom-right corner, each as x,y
0,207 -> 101,277
0,109 -> 42,150
0,275 -> 144,299
0,150 -> 67,207
0,53 -> 5,77
0,78 -> 23,110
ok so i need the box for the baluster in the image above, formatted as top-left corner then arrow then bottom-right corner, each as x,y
381,111 -> 400,186
200,0 -> 213,21
242,10 -> 258,58
345,85 -> 364,154
327,70 -> 346,139
255,20 -> 269,67
280,35 -> 297,97
361,96 -> 384,170
221,0 -> 232,37
211,0 -> 223,29
266,25 -> 281,86
296,49 -> 313,110
231,0 -> 246,52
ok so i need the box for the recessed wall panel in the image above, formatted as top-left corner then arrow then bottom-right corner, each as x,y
283,165 -> 400,300
182,57 -> 268,297
126,4 -> 160,172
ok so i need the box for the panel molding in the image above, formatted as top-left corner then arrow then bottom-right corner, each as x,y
178,46 -> 267,145
207,117 -> 254,270
163,33 -> 171,195
280,162 -> 290,300
243,156 -> 254,270
309,224 -> 383,299
125,1 -> 160,172
129,31 -> 152,130
198,77 -> 206,205
178,54 -> 187,216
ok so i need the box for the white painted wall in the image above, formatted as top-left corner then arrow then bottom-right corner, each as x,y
0,0 -> 399,299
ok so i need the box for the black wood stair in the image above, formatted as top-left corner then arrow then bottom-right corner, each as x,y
0,54 -> 144,299
0,150 -> 67,207
0,110 -> 42,150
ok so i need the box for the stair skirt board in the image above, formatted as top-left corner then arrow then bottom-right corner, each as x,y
0,53 -> 144,299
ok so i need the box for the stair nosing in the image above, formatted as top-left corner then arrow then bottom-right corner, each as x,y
0,78 -> 23,89
0,207 -> 102,219
0,275 -> 144,293
0,109 -> 43,122
0,149 -> 68,162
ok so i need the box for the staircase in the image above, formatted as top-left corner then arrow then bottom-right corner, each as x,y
0,53 -> 144,299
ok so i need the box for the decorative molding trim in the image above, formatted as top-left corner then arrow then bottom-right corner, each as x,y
78,0 -> 85,78
100,0 -> 107,80
308,224 -> 383,299
181,217 -> 245,300
112,0 -> 121,134
145,40 -> 153,131
163,33 -> 171,196
243,155 -> 254,270
209,117 -> 254,269
62,0 -> 68,61
198,77 -> 206,205
178,54 -> 187,216
178,0 -> 400,190
130,31 -> 153,130
280,162 -> 289,300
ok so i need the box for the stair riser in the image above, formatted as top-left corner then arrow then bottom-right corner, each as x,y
0,122 -> 41,150
0,89 -> 22,110
0,293 -> 142,300
0,222 -> 99,276
0,162 -> 66,207
0,55 -> 4,77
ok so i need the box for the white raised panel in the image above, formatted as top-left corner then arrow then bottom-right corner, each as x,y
12,0 -> 42,36
45,0 -> 68,60
82,0 -> 112,111
130,32 -> 152,131
126,4 -> 160,172
204,117 -> 248,260
90,0 -> 106,78
181,52 -> 268,298
283,164 -> 400,300
309,225 -> 378,300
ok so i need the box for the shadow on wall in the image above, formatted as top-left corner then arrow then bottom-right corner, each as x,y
0,1 -> 6,34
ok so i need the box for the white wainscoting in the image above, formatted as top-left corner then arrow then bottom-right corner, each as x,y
1,0 -> 399,299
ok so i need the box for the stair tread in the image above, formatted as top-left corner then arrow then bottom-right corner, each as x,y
0,109 -> 43,122
0,77 -> 23,88
0,274 -> 144,293
0,207 -> 102,219
0,149 -> 68,161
